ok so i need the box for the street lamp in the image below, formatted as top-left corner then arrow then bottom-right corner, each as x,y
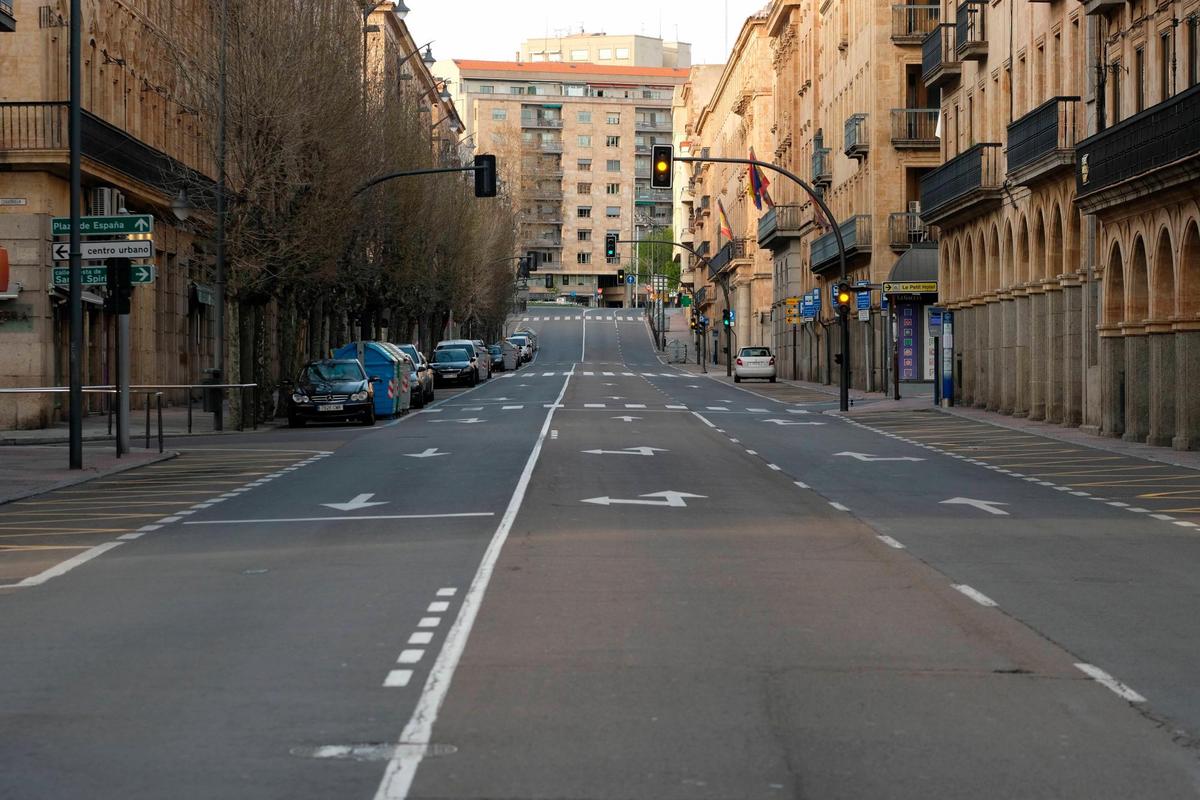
170,189 -> 193,223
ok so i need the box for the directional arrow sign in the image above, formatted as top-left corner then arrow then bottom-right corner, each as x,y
763,419 -> 827,426
429,418 -> 483,424
52,239 -> 154,262
405,448 -> 448,458
52,214 -> 153,236
52,265 -> 155,286
581,491 -> 707,508
612,416 -> 641,423
581,447 -> 667,456
939,497 -> 1010,516
322,493 -> 388,512
835,452 -> 925,462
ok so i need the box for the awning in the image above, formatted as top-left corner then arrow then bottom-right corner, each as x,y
49,285 -> 104,305
883,243 -> 938,295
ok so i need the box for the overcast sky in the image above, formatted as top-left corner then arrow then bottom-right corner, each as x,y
405,0 -> 769,66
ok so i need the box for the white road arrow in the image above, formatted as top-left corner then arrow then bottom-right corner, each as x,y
581,491 -> 707,508
322,493 -> 388,512
835,451 -> 925,462
940,497 -> 1010,516
405,448 -> 449,458
581,447 -> 668,456
763,419 -> 827,426
612,416 -> 642,423
429,418 -> 483,424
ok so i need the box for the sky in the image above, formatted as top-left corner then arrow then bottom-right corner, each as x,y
404,0 -> 770,66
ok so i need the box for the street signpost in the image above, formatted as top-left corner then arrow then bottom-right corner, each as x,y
52,240 -> 154,262
52,264 -> 154,286
52,214 -> 153,236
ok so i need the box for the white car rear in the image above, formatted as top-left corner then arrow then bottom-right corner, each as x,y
734,347 -> 776,382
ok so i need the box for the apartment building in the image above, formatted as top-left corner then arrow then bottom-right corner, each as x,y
521,32 -> 691,69
444,54 -> 688,306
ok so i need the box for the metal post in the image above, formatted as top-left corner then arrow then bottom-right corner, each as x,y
118,312 -> 130,454
792,324 -> 798,381
214,0 -> 228,433
187,391 -> 193,434
157,393 -> 164,453
933,335 -> 941,405
144,392 -> 150,449
67,0 -> 82,469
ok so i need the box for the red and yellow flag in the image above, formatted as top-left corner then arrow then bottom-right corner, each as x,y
717,198 -> 734,241
747,147 -> 774,210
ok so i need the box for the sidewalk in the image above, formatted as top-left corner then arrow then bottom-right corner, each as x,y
0,445 -> 175,505
0,404 -> 279,446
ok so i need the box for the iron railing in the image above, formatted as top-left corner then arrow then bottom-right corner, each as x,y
812,147 -> 832,184
955,2 -> 985,57
922,24 -> 958,83
757,204 -> 810,245
919,142 -> 1003,218
892,4 -> 940,42
844,114 -> 869,157
0,101 -> 67,150
888,212 -> 934,248
1007,96 -> 1081,174
890,108 -> 940,144
812,215 -> 871,273
521,117 -> 563,128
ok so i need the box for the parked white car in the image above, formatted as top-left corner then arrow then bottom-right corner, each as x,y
734,346 -> 776,383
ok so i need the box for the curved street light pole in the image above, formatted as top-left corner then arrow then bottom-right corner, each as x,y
674,155 -> 850,410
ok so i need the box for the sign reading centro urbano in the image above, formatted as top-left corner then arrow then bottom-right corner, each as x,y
883,281 -> 938,294
52,214 -> 154,236
52,240 -> 154,262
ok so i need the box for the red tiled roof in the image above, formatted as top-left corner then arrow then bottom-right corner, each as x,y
453,59 -> 689,81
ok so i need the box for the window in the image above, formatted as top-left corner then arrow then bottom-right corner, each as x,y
607,112 -> 621,124
577,182 -> 592,193
544,274 -> 554,289
530,53 -> 545,62
606,135 -> 620,147
577,111 -> 592,123
565,85 -> 585,97
571,49 -> 589,61
1161,31 -> 1173,100
578,135 -> 592,147
511,86 -> 524,94
1190,19 -> 1199,88
615,47 -> 630,59
1135,47 -> 1146,112
578,230 -> 592,241
606,159 -> 621,171
577,207 -> 592,218
577,158 -> 592,171
548,52 -> 562,62
1111,60 -> 1123,124
577,252 -> 592,264
606,183 -> 621,195
492,109 -> 507,121
606,206 -> 621,218
479,85 -> 494,94
598,48 -> 612,60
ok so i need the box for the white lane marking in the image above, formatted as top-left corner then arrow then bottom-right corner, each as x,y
730,438 -> 740,443
583,371 -> 595,376
383,670 -> 413,688
940,497 -> 1010,516
829,502 -> 850,512
372,365 -> 572,799
117,533 -> 144,541
1175,520 -> 1198,528
690,411 -> 717,428
417,617 -> 441,628
542,372 -> 555,377
138,524 -> 162,532
877,535 -> 905,549
408,632 -> 434,645
666,404 -> 687,410
1128,507 -> 1151,513
622,372 -> 635,376
6,541 -> 124,588
436,587 -> 457,597
767,464 -> 781,471
747,408 -> 768,413
584,403 -> 606,408
1107,501 -> 1130,507
745,449 -> 758,455
158,516 -> 183,522
323,493 -> 387,512
794,481 -> 810,489
707,406 -> 729,411
1150,514 -> 1176,521
427,601 -> 450,612
1075,663 -> 1146,702
550,430 -> 559,440
397,650 -> 425,664
952,584 -> 998,607
625,403 -> 647,409
603,371 -> 614,376
502,405 -> 524,410
183,512 -> 495,526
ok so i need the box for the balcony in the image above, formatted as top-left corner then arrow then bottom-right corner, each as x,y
527,187 -> 564,201
1,0 -> 13,32
757,204 -> 813,249
811,147 -> 832,186
922,24 -> 961,89
1076,83 -> 1200,215
844,114 -> 869,160
890,109 -> 940,148
1082,0 -> 1125,13
892,4 -> 939,44
811,215 -> 872,276
680,227 -> 695,244
888,211 -> 934,250
707,237 -> 753,276
522,117 -> 563,129
635,188 -> 672,205
955,2 -> 986,61
524,236 -> 563,249
1006,96 -> 1080,186
919,142 -> 1003,226
635,119 -> 672,132
538,140 -> 563,153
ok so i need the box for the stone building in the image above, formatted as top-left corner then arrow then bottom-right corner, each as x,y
521,32 -> 692,69
443,50 -> 687,306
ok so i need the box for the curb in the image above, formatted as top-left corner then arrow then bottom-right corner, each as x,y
0,450 -> 179,507
0,423 -> 283,447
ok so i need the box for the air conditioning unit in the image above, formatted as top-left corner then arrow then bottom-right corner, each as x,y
89,187 -> 125,216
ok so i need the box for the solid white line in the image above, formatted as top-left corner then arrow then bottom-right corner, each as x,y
408,632 -> 434,645
183,512 -> 495,526
829,502 -> 849,512
952,584 -> 998,608
427,601 -> 450,612
1075,663 -> 1146,702
691,411 -> 716,428
397,650 -> 425,664
877,535 -> 906,549
383,670 -> 413,688
372,365 -> 572,800
581,313 -> 587,362
12,541 -> 124,587
436,587 -> 457,596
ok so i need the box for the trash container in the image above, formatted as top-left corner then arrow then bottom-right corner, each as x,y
500,339 -> 521,371
333,341 -> 407,418
377,343 -> 415,413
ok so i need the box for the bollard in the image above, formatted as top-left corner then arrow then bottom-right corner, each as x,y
187,390 -> 193,434
157,393 -> 164,453
145,393 -> 151,449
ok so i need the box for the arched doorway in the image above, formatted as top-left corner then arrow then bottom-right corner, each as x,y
1101,241 -> 1126,438
1026,213 -> 1046,419
1123,237 -> 1151,442
1046,206 -> 1065,422
1175,221 -> 1200,449
1148,229 -> 1177,446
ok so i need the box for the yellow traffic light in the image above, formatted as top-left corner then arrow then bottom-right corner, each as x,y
837,289 -> 852,304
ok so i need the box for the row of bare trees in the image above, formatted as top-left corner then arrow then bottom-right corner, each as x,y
162,0 -> 518,419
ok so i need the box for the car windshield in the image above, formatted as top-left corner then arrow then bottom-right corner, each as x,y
489,346 -> 502,354
509,337 -> 527,346
398,345 -> 420,363
433,349 -> 471,363
741,347 -> 771,357
302,362 -> 363,382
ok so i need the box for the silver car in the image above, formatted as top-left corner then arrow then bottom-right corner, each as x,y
734,346 -> 777,382
434,339 -> 490,382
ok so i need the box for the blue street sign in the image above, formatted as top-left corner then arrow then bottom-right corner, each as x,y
570,290 -> 577,298
626,274 -> 636,285
811,288 -> 822,312
729,309 -> 736,323
930,306 -> 944,336
856,288 -> 870,312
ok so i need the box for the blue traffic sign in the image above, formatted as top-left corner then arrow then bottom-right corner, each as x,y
626,274 -> 636,285
856,288 -> 870,312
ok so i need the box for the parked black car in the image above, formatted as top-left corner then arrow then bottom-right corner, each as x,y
488,344 -> 505,371
431,347 -> 477,386
286,359 -> 377,427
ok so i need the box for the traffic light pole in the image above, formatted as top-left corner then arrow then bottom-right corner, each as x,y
67,0 -> 82,468
674,155 -> 850,411
351,163 -> 490,196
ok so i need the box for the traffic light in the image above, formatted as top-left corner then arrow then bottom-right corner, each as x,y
605,233 -> 618,259
617,268 -> 625,283
474,154 -> 497,198
106,257 -> 132,314
834,282 -> 853,317
721,308 -> 731,328
651,144 -> 673,189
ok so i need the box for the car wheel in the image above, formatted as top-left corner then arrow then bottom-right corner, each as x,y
413,387 -> 425,408
769,376 -> 777,383
734,375 -> 742,383
362,408 -> 377,426
427,386 -> 435,403
288,414 -> 306,428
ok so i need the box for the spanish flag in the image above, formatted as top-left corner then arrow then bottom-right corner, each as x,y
747,147 -> 774,210
717,198 -> 734,241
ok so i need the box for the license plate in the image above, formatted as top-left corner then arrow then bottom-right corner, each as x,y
318,404 -> 344,412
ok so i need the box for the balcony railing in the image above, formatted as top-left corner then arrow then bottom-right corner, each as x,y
0,101 -> 67,150
955,2 -> 986,60
891,5 -> 939,43
890,109 -> 940,147
707,237 -> 753,274
812,147 -> 832,185
635,119 -> 672,131
844,114 -> 869,159
1,0 -> 14,31
811,215 -> 872,274
922,24 -> 961,89
1006,96 -> 1080,184
888,212 -> 934,250
919,142 -> 1003,224
538,140 -> 563,153
757,203 -> 812,248
521,117 -> 563,128
1076,83 -> 1200,209
635,188 -> 672,204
